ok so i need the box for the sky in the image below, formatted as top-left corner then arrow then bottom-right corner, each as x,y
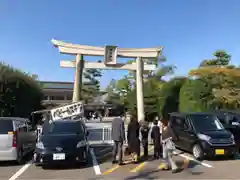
1,0 -> 240,88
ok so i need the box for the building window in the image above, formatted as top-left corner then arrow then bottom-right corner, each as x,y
67,95 -> 72,100
44,96 -> 49,100
50,96 -> 65,100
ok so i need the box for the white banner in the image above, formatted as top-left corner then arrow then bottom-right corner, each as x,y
50,102 -> 84,121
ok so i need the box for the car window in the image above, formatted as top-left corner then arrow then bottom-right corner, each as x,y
230,115 -> 240,125
171,116 -> 189,129
189,114 -> 224,132
0,120 -> 13,134
42,121 -> 84,135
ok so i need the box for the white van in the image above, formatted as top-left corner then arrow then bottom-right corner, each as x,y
0,117 -> 36,164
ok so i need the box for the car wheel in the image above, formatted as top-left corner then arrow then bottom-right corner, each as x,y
192,144 -> 204,160
17,149 -> 24,165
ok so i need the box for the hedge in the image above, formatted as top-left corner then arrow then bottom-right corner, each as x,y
0,62 -> 43,117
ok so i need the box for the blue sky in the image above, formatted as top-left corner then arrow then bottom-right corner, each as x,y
1,0 -> 240,88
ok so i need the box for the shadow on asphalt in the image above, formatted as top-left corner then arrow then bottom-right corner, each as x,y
93,145 -> 113,165
41,162 -> 92,170
0,161 -> 19,167
124,161 -> 203,180
39,146 -> 114,170
41,154 -> 94,170
206,154 -> 240,161
124,169 -> 160,180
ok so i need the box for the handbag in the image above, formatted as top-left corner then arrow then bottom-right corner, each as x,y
163,138 -> 176,151
124,145 -> 131,156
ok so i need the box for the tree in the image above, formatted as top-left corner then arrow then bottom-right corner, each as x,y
199,50 -> 231,67
106,76 -> 132,106
0,62 -> 43,117
158,77 -> 186,116
105,79 -> 121,105
179,78 -> 213,112
82,69 -> 102,102
181,50 -> 240,111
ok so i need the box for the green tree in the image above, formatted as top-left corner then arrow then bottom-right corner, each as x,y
199,50 -> 231,67
179,78 -> 213,112
158,77 -> 186,117
105,79 -> 121,105
82,69 -> 102,102
181,50 -> 240,111
0,62 -> 43,117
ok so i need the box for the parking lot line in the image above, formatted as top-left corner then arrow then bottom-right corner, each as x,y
103,165 -> 120,175
183,158 -> 190,168
8,161 -> 32,180
102,146 -> 154,175
178,153 -> 213,168
130,162 -> 147,173
90,148 -> 101,175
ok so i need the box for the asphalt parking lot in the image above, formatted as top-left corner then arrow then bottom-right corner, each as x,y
2,146 -> 240,180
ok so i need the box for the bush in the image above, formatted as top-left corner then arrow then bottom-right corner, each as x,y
0,62 -> 43,117
158,77 -> 186,118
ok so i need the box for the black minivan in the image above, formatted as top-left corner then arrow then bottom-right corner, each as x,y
214,110 -> 240,150
169,112 -> 237,160
34,119 -> 89,167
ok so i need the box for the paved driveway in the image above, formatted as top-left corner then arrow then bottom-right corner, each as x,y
2,146 -> 240,180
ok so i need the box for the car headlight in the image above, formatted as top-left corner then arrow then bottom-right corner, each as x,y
76,140 -> 86,148
231,134 -> 235,144
197,133 -> 211,141
36,142 -> 44,149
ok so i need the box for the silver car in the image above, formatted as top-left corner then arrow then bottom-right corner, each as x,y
0,117 -> 36,164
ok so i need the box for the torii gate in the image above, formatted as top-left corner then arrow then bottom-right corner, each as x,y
51,39 -> 162,122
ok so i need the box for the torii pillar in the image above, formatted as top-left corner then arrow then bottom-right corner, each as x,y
51,39 -> 162,122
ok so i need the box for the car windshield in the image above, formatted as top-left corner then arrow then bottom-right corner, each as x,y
233,114 -> 240,122
42,121 -> 84,135
189,114 -> 224,132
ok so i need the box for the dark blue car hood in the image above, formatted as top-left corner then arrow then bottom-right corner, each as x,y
202,130 -> 231,139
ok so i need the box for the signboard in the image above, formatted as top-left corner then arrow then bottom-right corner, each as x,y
50,102 -> 84,121
104,45 -> 117,65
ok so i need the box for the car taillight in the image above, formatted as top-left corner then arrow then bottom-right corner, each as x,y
12,131 -> 17,147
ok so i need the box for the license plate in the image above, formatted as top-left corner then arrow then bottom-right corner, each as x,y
215,149 -> 225,155
53,153 -> 65,160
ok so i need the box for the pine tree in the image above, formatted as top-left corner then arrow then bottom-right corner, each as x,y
82,69 -> 102,103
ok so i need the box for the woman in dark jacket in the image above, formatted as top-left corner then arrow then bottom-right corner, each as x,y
127,116 -> 140,163
161,120 -> 182,173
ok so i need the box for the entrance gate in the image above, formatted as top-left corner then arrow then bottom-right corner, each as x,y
51,39 -> 162,122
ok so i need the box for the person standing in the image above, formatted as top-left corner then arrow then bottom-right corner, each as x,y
161,119 -> 182,173
127,116 -> 141,163
158,118 -> 163,157
151,120 -> 161,159
140,121 -> 149,159
111,116 -> 125,165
